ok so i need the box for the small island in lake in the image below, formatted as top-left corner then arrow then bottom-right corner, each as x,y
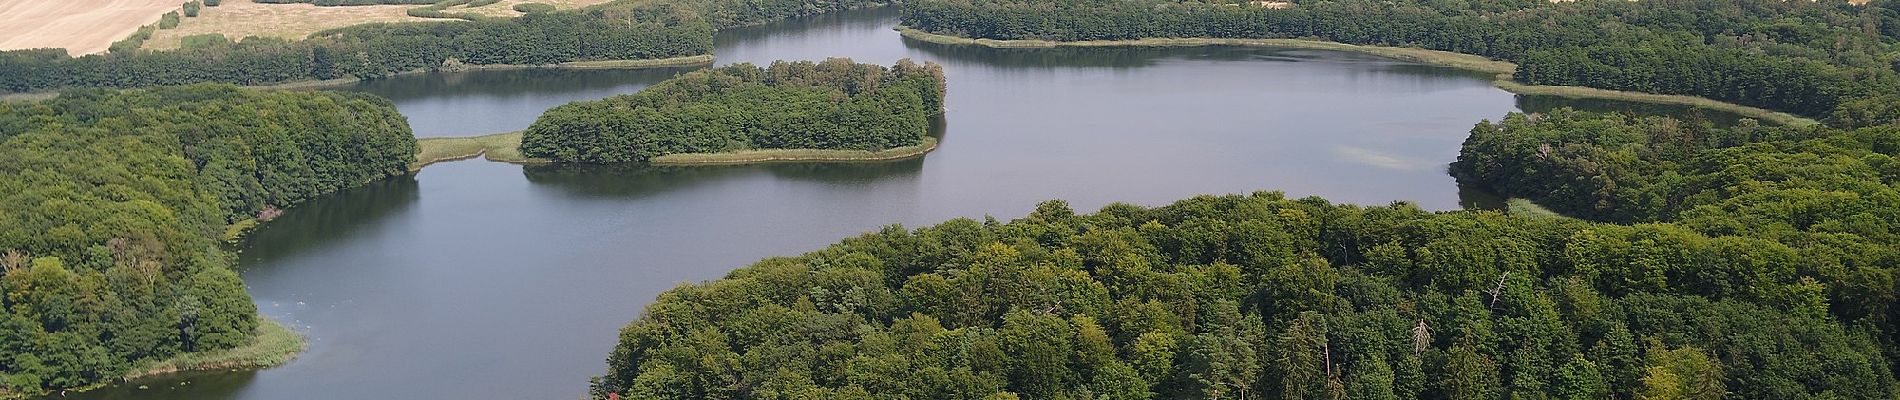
518,58 -> 946,164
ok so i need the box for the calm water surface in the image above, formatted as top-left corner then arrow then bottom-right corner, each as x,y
63,7 -> 1716,400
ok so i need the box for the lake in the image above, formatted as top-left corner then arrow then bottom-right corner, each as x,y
60,7 -> 1710,400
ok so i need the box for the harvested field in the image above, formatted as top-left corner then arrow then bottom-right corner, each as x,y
143,0 -> 609,50
144,0 -> 419,50
0,0 -> 182,55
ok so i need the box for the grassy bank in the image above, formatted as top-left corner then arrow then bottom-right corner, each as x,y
413,132 -> 937,169
1491,80 -> 1815,127
12,316 -> 312,398
652,137 -> 938,165
413,131 -> 545,170
222,218 -> 260,243
896,27 -> 1819,127
121,317 -> 305,381
1505,198 -> 1569,219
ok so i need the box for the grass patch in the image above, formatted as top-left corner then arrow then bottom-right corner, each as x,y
414,131 -> 545,170
1492,79 -> 1817,127
221,218 -> 259,243
897,27 -> 1820,127
0,92 -> 60,103
179,32 -> 232,49
122,316 -> 305,381
1505,198 -> 1569,219
652,137 -> 938,165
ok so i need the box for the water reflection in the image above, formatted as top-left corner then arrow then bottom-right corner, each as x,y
237,176 -> 421,265
522,159 -> 928,198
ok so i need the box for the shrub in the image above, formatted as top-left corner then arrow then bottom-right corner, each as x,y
179,33 -> 230,49
108,24 -> 157,53
513,2 -> 555,12
158,11 -> 181,29
183,0 -> 202,17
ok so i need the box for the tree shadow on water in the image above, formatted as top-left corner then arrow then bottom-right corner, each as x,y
236,176 -> 421,268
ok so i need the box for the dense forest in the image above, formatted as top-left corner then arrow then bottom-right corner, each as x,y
520,59 -> 945,162
593,192 -> 1895,399
901,0 -> 1900,118
1454,109 -> 1900,232
0,0 -> 898,94
0,85 -> 415,396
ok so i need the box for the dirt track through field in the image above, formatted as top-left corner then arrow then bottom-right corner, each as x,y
0,0 -> 182,55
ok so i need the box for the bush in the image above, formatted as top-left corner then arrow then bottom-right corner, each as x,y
469,0 -> 502,6
513,2 -> 555,12
205,0 -> 220,6
108,25 -> 157,53
183,0 -> 202,17
179,33 -> 230,49
158,11 -> 180,29
407,0 -> 479,20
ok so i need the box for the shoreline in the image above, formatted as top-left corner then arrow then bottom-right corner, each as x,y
259,54 -> 716,92
651,137 -> 939,165
0,55 -> 715,101
6,316 -> 306,400
413,132 -> 939,170
896,27 -> 1818,127
120,316 -> 305,381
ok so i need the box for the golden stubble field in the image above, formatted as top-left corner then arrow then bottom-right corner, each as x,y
0,0 -> 183,55
143,0 -> 610,50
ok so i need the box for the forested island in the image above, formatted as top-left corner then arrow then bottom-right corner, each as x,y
0,85 -> 415,397
519,59 -> 946,163
0,0 -> 899,94
901,0 -> 1900,122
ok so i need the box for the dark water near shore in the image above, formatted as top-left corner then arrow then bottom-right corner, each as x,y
61,7 -> 1736,400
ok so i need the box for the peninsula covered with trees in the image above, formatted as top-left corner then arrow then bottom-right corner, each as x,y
901,0 -> 1900,120
0,85 -> 415,397
519,59 -> 946,163
594,192 -> 1894,399
590,110 -> 1900,400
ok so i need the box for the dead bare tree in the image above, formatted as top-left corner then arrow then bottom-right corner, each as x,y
1,249 -> 25,273
1487,272 -> 1511,309
1411,319 -> 1432,355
